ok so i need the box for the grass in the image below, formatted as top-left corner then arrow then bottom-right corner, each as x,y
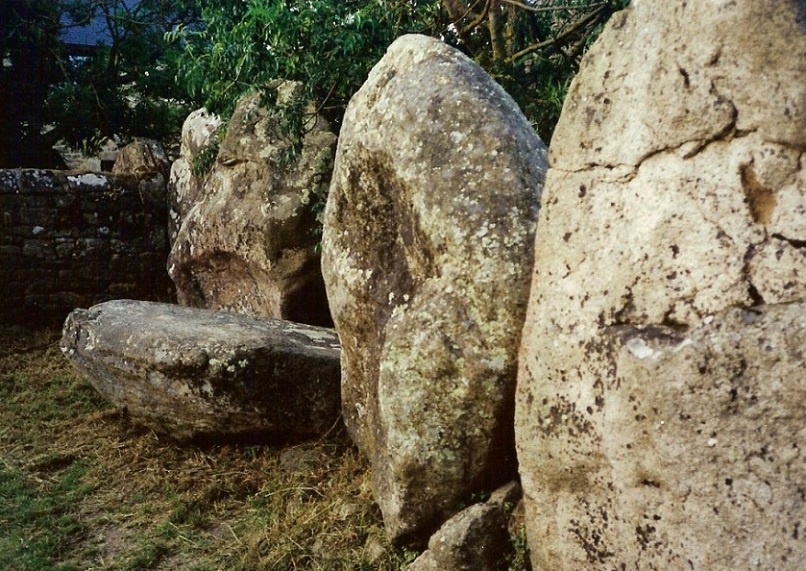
0,327 -> 530,570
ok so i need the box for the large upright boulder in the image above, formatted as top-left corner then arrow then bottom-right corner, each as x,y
168,108 -> 223,243
322,34 -> 547,543
515,1 -> 806,569
168,82 -> 336,326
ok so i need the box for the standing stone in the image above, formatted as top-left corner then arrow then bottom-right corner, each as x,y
515,1 -> 806,569
168,82 -> 336,326
322,34 -> 547,543
168,108 -> 223,243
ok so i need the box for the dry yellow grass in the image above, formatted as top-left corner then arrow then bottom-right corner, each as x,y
0,326 -> 413,570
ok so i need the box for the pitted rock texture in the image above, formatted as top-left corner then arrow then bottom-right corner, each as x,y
169,108 -> 223,243
168,83 -> 336,326
515,1 -> 806,569
61,299 -> 341,441
321,34 -> 547,543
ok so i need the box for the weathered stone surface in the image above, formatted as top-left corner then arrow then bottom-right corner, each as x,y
515,1 -> 806,569
0,169 -> 173,325
406,481 -> 519,571
168,83 -> 336,326
61,299 -> 341,441
112,139 -> 170,178
321,34 -> 547,543
168,108 -> 223,243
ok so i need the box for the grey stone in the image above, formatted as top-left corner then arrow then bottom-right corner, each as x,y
321,34 -> 547,543
168,108 -> 223,243
406,482 -> 518,571
168,84 -> 336,326
112,138 -> 170,178
0,169 -> 172,325
515,1 -> 806,568
61,299 -> 341,441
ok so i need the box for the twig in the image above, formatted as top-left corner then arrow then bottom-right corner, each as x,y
501,0 -> 608,13
225,523 -> 242,545
506,3 -> 608,62
459,0 -> 493,36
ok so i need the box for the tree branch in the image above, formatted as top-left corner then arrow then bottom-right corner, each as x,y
458,0 -> 492,37
442,0 -> 483,23
488,0 -> 506,61
501,0 -> 609,13
506,3 -> 608,62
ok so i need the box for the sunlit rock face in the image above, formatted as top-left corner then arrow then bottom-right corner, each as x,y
168,108 -> 223,243
515,0 -> 806,569
321,34 -> 547,544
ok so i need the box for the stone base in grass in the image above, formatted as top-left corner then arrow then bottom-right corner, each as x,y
61,299 -> 341,442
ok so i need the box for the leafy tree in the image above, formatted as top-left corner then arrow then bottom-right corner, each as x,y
1,0 -> 202,167
174,0 -> 628,143
48,0 -> 202,151
1,0 -> 626,168
0,0 -> 67,167
441,0 -> 629,140
173,0 -> 443,131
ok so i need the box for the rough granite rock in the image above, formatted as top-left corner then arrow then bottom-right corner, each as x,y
168,83 -> 336,326
405,483 -> 518,571
321,34 -> 547,543
515,1 -> 806,569
169,108 -> 223,243
112,138 -> 170,179
406,494 -> 509,571
61,299 -> 341,441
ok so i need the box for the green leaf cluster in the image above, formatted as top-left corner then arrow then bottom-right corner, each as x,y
1,0 -> 204,166
174,0 -> 442,130
47,0 -> 202,148
173,1 -> 628,143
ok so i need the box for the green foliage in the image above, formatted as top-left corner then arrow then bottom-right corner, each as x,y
443,0 -> 630,142
507,524 -> 532,570
173,1 -> 628,144
191,137 -> 221,179
3,0 -> 627,168
0,463 -> 92,571
1,0 -> 204,166
173,0 -> 441,129
47,0 -> 202,149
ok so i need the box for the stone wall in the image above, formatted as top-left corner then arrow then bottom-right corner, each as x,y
0,169 -> 174,326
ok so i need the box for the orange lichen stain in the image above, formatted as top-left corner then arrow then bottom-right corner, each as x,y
740,164 -> 776,225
